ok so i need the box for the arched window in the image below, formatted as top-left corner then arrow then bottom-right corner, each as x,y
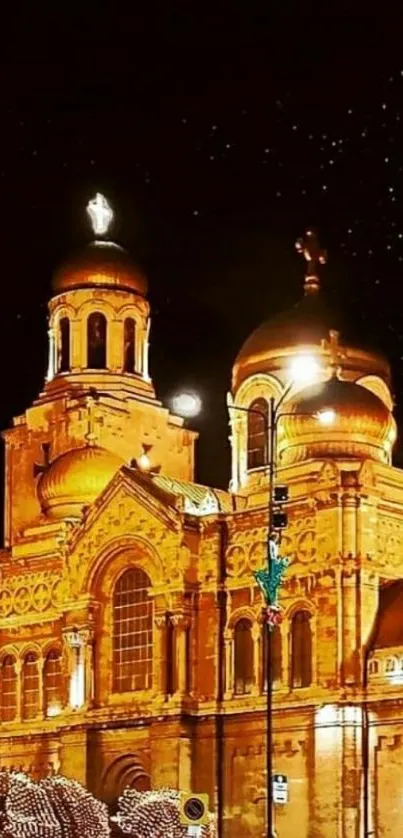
44,649 -> 62,716
368,659 -> 379,676
291,611 -> 312,689
58,317 -> 70,373
262,625 -> 282,691
386,657 -> 396,673
87,312 -> 107,369
234,619 -> 254,695
123,317 -> 136,373
113,568 -> 153,693
247,398 -> 269,469
22,653 -> 40,720
1,656 -> 17,721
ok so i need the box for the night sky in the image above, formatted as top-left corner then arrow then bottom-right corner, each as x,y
2,8 -> 403,489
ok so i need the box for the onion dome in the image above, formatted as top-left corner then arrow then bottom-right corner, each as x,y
277,377 -> 396,466
37,445 -> 124,520
232,230 -> 390,392
52,240 -> 148,296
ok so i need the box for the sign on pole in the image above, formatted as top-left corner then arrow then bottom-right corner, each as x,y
179,793 -> 209,826
272,774 -> 288,804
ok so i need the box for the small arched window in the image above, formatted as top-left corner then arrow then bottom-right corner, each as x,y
58,317 -> 70,373
22,652 -> 40,720
247,398 -> 269,469
87,312 -> 107,369
291,610 -> 312,689
262,625 -> 282,691
234,619 -> 254,695
1,655 -> 17,721
123,317 -> 136,373
368,659 -> 379,676
386,657 -> 396,673
44,649 -> 62,716
113,568 -> 153,693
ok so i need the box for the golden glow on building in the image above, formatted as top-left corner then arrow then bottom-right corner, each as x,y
0,212 -> 403,837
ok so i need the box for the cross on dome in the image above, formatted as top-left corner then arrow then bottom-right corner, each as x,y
295,229 -> 327,294
86,193 -> 114,237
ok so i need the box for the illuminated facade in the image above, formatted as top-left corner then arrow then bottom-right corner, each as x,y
0,203 -> 402,838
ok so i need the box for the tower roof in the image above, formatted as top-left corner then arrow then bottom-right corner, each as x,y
232,231 -> 390,392
52,240 -> 148,296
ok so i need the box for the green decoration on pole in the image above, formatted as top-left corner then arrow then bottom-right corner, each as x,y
254,535 -> 289,627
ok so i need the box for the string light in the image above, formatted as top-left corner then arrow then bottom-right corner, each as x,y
0,770 -> 110,838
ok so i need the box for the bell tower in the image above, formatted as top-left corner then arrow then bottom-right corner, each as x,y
44,193 -> 153,402
3,195 -> 197,544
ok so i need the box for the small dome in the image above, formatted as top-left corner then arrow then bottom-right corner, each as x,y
52,241 -> 148,296
277,377 -> 396,466
37,445 -> 124,520
233,293 -> 389,392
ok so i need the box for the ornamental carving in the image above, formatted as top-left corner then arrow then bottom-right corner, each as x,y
69,487 -> 183,593
225,511 -> 335,579
377,516 -> 403,569
0,572 -> 63,620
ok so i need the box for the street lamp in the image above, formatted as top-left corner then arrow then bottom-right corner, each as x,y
173,362 -> 334,838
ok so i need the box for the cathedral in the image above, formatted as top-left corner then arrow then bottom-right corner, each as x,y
0,195 -> 402,838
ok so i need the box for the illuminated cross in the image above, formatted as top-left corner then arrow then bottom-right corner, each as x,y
295,229 -> 327,293
323,329 -> 345,377
86,193 -> 113,236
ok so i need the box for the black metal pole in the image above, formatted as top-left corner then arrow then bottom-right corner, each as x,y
267,396 -> 276,838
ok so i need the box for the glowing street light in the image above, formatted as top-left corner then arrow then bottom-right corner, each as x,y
289,353 -> 320,386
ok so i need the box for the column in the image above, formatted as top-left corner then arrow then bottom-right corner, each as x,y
342,491 -> 358,557
63,629 -> 91,709
153,614 -> 167,697
15,659 -> 22,723
171,612 -> 190,696
224,628 -> 234,699
46,327 -> 56,381
71,319 -> 82,370
109,319 -> 123,371
280,619 -> 289,689
38,655 -> 45,718
142,317 -> 151,381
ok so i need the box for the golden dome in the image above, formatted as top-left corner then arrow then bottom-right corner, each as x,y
233,292 -> 390,392
37,445 -> 124,520
277,377 -> 396,466
52,241 -> 148,296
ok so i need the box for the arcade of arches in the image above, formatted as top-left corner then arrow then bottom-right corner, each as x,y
2,208 -> 403,838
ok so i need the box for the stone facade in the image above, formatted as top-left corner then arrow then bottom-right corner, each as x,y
1,212 -> 403,838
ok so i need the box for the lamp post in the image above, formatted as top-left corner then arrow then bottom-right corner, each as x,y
172,366 -> 334,838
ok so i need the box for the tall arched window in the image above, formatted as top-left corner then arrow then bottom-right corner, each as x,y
113,568 -> 153,693
234,619 -> 254,695
262,625 -> 282,691
166,618 -> 175,695
247,398 -> 269,469
58,317 -> 70,373
291,610 -> 312,688
87,312 -> 107,369
1,656 -> 17,721
44,649 -> 62,716
22,652 -> 40,720
123,317 -> 136,373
